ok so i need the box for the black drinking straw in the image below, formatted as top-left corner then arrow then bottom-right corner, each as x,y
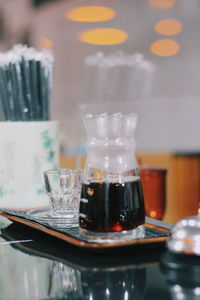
19,57 -> 32,121
20,56 -> 34,120
0,45 -> 53,121
9,62 -> 23,121
29,59 -> 42,120
4,65 -> 16,121
37,59 -> 45,120
0,69 -> 11,120
15,62 -> 29,121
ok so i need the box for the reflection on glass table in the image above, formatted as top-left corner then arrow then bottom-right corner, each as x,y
0,222 -> 163,300
47,262 -> 82,299
160,251 -> 200,300
47,261 -> 146,300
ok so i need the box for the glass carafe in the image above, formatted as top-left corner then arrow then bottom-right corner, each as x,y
79,112 -> 145,241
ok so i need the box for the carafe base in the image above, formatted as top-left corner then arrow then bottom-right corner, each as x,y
79,225 -> 145,243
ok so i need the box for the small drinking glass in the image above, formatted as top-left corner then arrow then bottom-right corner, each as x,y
43,169 -> 83,225
28,169 -> 83,227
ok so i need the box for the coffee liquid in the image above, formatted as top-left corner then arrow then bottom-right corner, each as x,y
79,177 -> 145,232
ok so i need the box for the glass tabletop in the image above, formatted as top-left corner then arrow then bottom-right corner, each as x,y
0,216 -> 198,300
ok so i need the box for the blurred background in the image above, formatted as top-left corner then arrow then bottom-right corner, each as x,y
0,0 -> 200,222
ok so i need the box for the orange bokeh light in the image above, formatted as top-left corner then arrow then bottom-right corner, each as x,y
154,19 -> 182,36
149,0 -> 176,9
65,6 -> 116,22
150,39 -> 180,56
78,28 -> 128,45
41,37 -> 53,49
150,211 -> 157,218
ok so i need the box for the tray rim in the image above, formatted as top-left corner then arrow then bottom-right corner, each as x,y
0,211 -> 170,249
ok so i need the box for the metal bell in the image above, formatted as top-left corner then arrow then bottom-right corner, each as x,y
167,209 -> 200,255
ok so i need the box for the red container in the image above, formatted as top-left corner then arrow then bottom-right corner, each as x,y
140,167 -> 167,220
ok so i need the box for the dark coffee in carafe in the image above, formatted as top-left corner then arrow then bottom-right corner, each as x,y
79,177 -> 145,232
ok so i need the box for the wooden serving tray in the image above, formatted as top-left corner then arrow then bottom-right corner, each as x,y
0,209 -> 172,251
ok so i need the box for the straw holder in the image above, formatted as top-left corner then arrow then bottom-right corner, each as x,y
0,121 -> 60,209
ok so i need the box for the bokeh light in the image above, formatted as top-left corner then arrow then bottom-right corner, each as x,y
78,28 -> 128,45
40,37 -> 53,49
154,19 -> 182,36
65,6 -> 116,22
150,39 -> 180,56
149,0 -> 176,9
150,211 -> 157,218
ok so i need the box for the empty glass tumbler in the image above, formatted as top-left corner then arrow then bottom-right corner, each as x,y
79,112 -> 145,241
44,169 -> 83,226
